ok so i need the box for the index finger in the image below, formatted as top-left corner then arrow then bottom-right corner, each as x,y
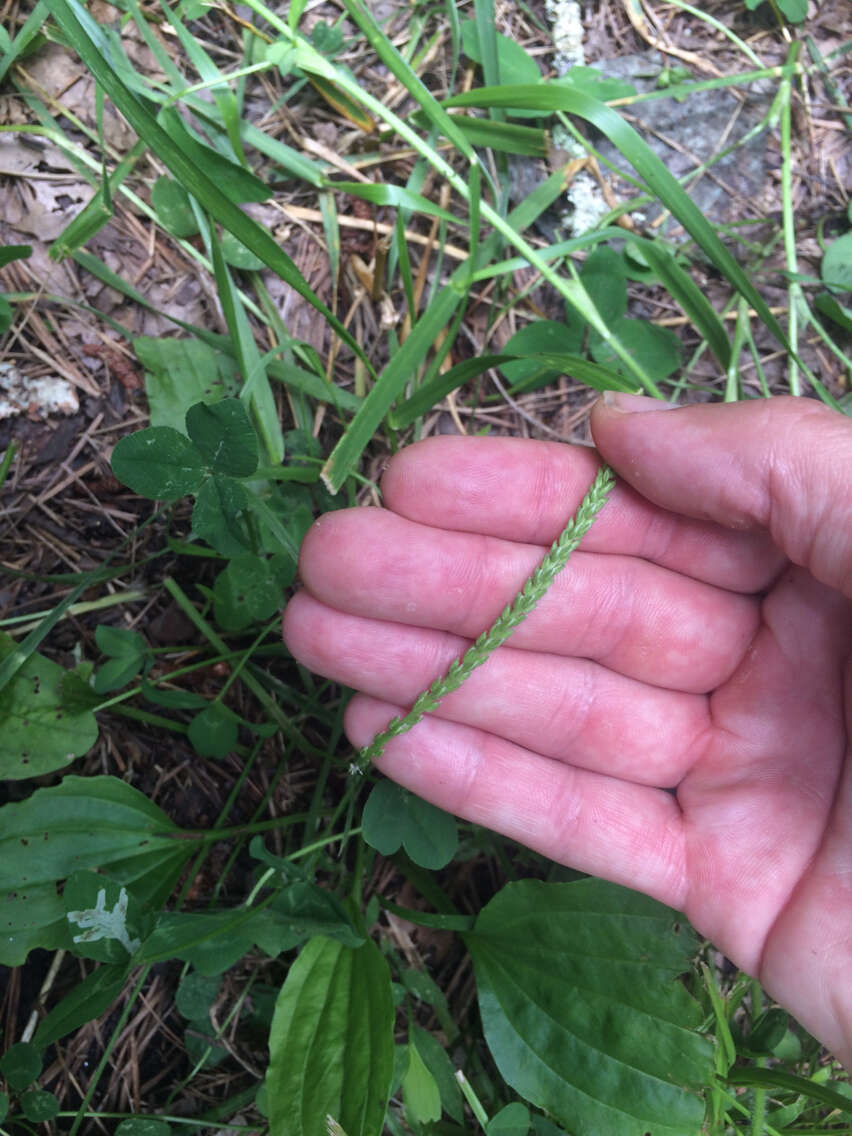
381,436 -> 783,593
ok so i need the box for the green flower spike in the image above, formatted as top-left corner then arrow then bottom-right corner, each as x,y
355,462 -> 616,772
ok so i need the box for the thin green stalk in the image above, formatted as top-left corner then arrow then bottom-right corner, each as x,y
645,0 -> 765,67
0,441 -> 19,491
726,298 -> 750,401
357,465 -> 615,769
455,1070 -> 490,1128
67,965 -> 152,1136
163,576 -> 317,748
778,44 -> 802,396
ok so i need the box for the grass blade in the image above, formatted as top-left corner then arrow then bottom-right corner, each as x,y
628,237 -> 732,371
390,353 -> 634,429
47,0 -> 376,380
445,83 -> 792,351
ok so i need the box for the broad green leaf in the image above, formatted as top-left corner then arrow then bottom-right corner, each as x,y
265,936 -> 394,1136
0,775 -> 191,965
188,703 -> 239,758
580,245 -> 627,331
220,230 -> 266,270
0,295 -> 11,335
402,1037 -> 442,1124
743,1007 -> 788,1055
466,878 -> 713,1136
135,337 -> 240,428
191,475 -> 252,556
151,175 -> 199,238
185,398 -> 259,477
460,18 -> 541,118
111,427 -> 206,501
822,231 -> 852,293
591,317 -> 682,380
0,634 -> 98,778
0,1091 -> 8,1123
20,1090 -> 59,1123
488,1103 -> 531,1136
499,320 -> 585,392
814,292 -> 852,333
64,871 -> 146,961
33,963 -> 129,1048
777,0 -> 808,21
115,1120 -> 173,1136
0,244 -> 32,269
184,1020 -> 228,1069
0,1043 -> 42,1091
362,780 -> 458,869
213,554 -> 283,631
555,66 -> 636,102
93,624 -> 148,693
410,1026 -> 463,1123
176,972 -> 221,1020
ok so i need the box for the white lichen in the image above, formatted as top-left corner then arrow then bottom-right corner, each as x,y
0,362 -> 78,420
545,0 -> 584,75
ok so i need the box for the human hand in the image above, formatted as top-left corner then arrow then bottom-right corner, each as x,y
282,395 -> 852,1068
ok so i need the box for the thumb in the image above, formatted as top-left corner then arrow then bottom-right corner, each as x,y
590,393 -> 852,599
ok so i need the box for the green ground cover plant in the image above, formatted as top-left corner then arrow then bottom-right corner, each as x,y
0,0 -> 851,1131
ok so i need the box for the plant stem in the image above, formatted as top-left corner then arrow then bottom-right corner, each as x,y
356,464 -> 615,769
778,42 -> 802,396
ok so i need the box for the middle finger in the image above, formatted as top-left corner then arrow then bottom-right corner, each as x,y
298,508 -> 759,693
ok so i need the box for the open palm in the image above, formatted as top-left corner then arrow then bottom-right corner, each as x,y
283,398 -> 852,1068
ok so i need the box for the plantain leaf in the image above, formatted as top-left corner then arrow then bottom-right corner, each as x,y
0,776 -> 191,966
0,633 -> 98,779
265,936 -> 394,1136
466,878 -> 713,1136
34,963 -> 130,1048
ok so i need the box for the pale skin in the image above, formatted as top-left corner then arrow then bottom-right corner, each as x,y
283,394 -> 852,1070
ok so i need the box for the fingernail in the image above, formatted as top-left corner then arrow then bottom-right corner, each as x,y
602,391 -> 679,412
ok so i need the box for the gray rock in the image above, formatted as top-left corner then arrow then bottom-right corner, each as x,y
590,52 -> 771,235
